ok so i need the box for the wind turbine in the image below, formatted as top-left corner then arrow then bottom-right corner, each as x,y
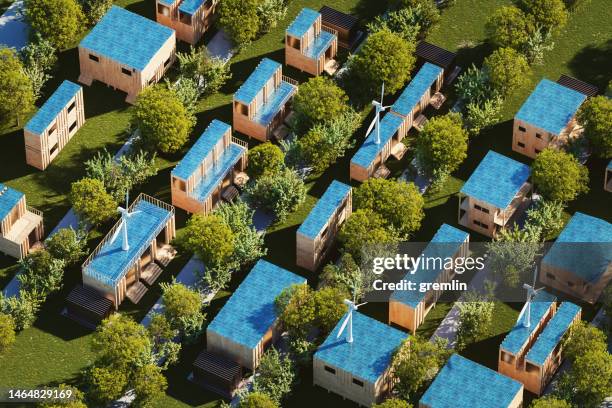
517,266 -> 544,328
336,282 -> 367,343
364,82 -> 392,145
109,191 -> 141,251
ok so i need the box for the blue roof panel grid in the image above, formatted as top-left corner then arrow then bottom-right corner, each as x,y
172,120 -> 231,180
351,113 -> 404,169
253,81 -> 296,126
207,260 -> 306,349
234,58 -> 281,105
542,212 -> 612,282
500,291 -> 557,355
314,311 -> 406,383
515,79 -> 586,135
298,181 -> 351,239
179,0 -> 205,15
287,8 -> 320,38
84,199 -> 172,287
304,29 -> 336,59
460,151 -> 531,209
608,160 -> 612,170
420,354 -> 523,408
0,183 -> 24,222
189,143 -> 245,202
391,224 -> 469,307
158,0 -> 176,5
25,81 -> 81,135
80,6 -> 174,71
391,63 -> 443,117
526,302 -> 581,366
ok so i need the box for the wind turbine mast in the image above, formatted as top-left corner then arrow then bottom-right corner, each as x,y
520,266 -> 543,328
364,83 -> 392,145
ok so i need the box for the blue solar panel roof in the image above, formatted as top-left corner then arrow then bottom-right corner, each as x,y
314,311 -> 406,383
83,199 -> 172,287
188,143 -> 245,202
501,291 -> 556,355
207,260 -> 306,349
351,113 -> 404,169
286,8 -> 320,38
304,29 -> 336,59
391,63 -> 443,117
234,58 -> 281,105
526,302 -> 581,366
179,0 -> 205,15
0,183 -> 24,222
158,0 -> 176,5
542,212 -> 612,282
297,181 -> 351,240
608,160 -> 612,170
420,354 -> 523,408
252,81 -> 296,125
515,79 -> 586,135
391,224 -> 469,307
460,151 -> 531,209
25,81 -> 81,135
80,6 -> 174,71
172,120 -> 232,180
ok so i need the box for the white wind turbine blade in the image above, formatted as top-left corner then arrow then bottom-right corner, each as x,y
110,220 -> 125,244
336,313 -> 351,338
517,300 -> 529,323
380,82 -> 385,106
532,266 -> 539,288
355,302 -> 367,309
365,115 -> 377,137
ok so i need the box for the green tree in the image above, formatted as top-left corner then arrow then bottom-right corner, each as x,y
0,313 -> 15,354
483,47 -> 530,97
132,86 -> 194,154
313,287 -> 347,335
18,249 -> 66,296
217,0 -> 260,46
79,0 -> 112,24
20,33 -> 57,73
69,178 -> 117,226
350,29 -> 416,98
525,199 -> 565,240
532,148 -> 589,202
394,0 -> 440,34
456,291 -> 495,350
91,314 -> 152,369
87,366 -> 127,403
373,398 -> 413,408
577,95 -> 612,159
292,76 -> 349,131
160,282 -> 205,342
354,179 -> 424,238
0,47 -> 34,127
45,227 -> 87,265
416,112 -> 468,178
319,253 -> 361,297
486,6 -> 533,50
603,285 -> 612,336
257,0 -> 287,34
40,384 -> 87,408
132,364 -> 168,408
275,284 -> 316,339
252,347 -> 295,403
392,336 -> 451,399
556,349 -> 612,408
180,214 -> 235,267
238,392 -> 279,408
519,0 -> 568,33
245,168 -> 306,222
529,397 -> 571,408
147,314 -> 180,369
464,95 -> 504,136
24,0 -> 84,49
563,320 -> 608,360
247,142 -> 285,179
367,9 -> 421,43
0,290 -> 42,331
338,209 -> 401,262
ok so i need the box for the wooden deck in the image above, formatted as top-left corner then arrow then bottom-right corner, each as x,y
141,262 -> 163,286
126,281 -> 148,304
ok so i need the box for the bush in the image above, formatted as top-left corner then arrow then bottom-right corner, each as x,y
524,26 -> 555,65
0,313 -> 15,354
456,291 -> 494,350
464,95 -> 504,136
18,249 -> 66,296
217,0 -> 260,47
24,0 -> 84,49
0,48 -> 34,127
393,0 -> 440,33
483,47 -> 530,97
20,33 -> 57,73
69,178 -> 117,226
252,348 -> 295,403
257,0 -> 287,34
416,112 -> 468,178
529,397 -> 571,408
373,398 -> 413,408
0,291 -> 42,331
577,95 -> 612,159
180,214 -> 235,268
238,392 -> 279,408
248,142 -> 285,179
132,86 -> 194,154
176,46 -> 232,97
338,209 -> 401,262
79,0 -> 112,25
454,64 -> 493,107
161,282 -> 205,342
519,0 -> 568,33
367,9 -> 422,42
532,148 -> 589,202
485,6 -> 533,49
245,168 -> 306,222
275,284 -> 315,339
292,76 -> 349,132
319,253 -> 361,297
525,199 -> 565,239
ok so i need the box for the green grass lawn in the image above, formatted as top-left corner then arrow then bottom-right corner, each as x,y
0,0 -> 610,406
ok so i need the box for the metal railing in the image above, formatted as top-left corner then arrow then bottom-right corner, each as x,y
26,206 -> 43,218
321,25 -> 338,36
231,136 -> 248,150
282,75 -> 298,87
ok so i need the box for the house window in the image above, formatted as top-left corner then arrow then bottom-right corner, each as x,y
352,378 -> 364,387
473,204 -> 489,214
567,281 -> 574,287
517,141 -> 526,148
89,54 -> 99,62
535,133 -> 542,139
534,148 -> 541,154
48,123 -> 57,135
546,273 -> 556,280
121,67 -> 132,76
320,226 -> 329,239
324,366 -> 336,374
473,220 -> 489,229
518,126 -> 526,132
157,3 -> 170,16
67,101 -> 76,113
68,121 -> 77,133
49,142 -> 59,156
179,11 -> 192,25
164,57 -> 171,67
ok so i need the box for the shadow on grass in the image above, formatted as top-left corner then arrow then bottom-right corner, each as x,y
568,39 -> 612,91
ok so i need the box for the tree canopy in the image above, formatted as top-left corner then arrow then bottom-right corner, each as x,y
238,392 -> 279,408
217,0 -> 260,46
252,347 -> 295,403
483,47 -> 530,97
69,177 -> 117,226
245,167 -> 306,222
373,398 -> 413,408
292,76 -> 349,131
45,227 -> 87,266
416,112 -> 468,177
338,209 -> 401,262
486,6 -> 533,50
161,282 -> 205,342
529,397 -> 571,408
25,0 -> 84,49
456,291 -> 495,350
532,148 -> 589,203
0,313 -> 15,354
577,95 -> 612,159
519,0 -> 568,33
0,47 -> 34,127
180,213 -> 235,268
18,249 -> 66,297
247,142 -> 285,179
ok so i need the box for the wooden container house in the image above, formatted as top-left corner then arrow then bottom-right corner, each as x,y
349,113 -> 408,182
498,295 -> 581,395
156,0 -> 218,44
389,62 -> 444,129
171,120 -> 248,214
206,260 -> 305,370
191,350 -> 242,398
80,194 -> 175,310
285,8 -> 338,76
458,151 -> 531,238
513,79 -> 587,159
23,81 -> 85,170
313,311 -> 406,407
389,224 -> 469,333
296,180 -> 351,271
540,212 -> 612,304
420,354 -> 524,408
0,184 -> 43,259
319,6 -> 361,51
78,6 -> 176,103
232,58 -> 297,141
606,160 -> 612,192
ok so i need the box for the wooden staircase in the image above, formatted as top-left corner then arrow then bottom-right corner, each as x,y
141,263 -> 164,286
126,282 -> 148,304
